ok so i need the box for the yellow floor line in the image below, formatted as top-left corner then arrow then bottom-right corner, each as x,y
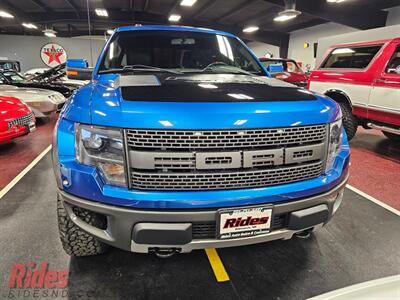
205,248 -> 230,282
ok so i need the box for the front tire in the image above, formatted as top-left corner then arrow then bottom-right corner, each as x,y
57,197 -> 109,257
383,131 -> 400,142
339,103 -> 358,141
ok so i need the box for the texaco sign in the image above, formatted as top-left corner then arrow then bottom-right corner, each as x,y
40,43 -> 67,67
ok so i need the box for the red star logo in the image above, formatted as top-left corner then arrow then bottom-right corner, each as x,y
43,45 -> 63,64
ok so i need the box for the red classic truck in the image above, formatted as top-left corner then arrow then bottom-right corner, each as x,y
308,38 -> 400,141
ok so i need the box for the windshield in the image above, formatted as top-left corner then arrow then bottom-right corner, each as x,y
0,71 -> 25,83
261,60 -> 304,74
99,30 -> 265,75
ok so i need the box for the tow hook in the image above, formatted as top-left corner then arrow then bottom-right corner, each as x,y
150,248 -> 181,258
295,228 -> 314,239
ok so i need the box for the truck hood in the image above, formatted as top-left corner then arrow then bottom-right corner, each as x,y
77,73 -> 340,128
0,84 -> 65,103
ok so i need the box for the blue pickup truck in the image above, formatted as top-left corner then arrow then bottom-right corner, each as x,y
53,25 -> 349,257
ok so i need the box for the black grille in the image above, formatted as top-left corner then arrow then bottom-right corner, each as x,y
126,125 -> 327,150
192,214 -> 287,240
131,161 -> 323,191
7,112 -> 34,129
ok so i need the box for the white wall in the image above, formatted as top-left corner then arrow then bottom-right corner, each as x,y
287,22 -> 358,70
386,6 -> 400,26
0,34 -> 106,72
248,41 -> 280,59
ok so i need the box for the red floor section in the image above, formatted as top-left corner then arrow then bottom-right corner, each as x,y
348,128 -> 400,210
0,117 -> 56,190
1,121 -> 399,211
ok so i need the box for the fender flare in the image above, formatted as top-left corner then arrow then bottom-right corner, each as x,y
324,89 -> 352,108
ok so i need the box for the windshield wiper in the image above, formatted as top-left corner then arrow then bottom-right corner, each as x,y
99,65 -> 183,75
193,62 -> 255,76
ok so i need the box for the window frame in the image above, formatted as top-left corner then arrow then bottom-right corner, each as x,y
320,44 -> 384,70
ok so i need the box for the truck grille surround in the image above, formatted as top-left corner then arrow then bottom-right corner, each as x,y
124,125 -> 328,191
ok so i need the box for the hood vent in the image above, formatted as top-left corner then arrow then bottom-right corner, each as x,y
120,75 -> 161,87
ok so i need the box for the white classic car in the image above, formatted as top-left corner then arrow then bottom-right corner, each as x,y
0,84 -> 66,118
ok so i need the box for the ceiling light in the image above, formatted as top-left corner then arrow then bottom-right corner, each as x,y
243,26 -> 259,33
44,32 -> 56,37
106,29 -> 114,35
95,8 -> 108,17
22,23 -> 38,29
0,11 -> 14,18
327,0 -> 347,3
43,29 -> 57,37
273,9 -> 301,22
180,0 -> 197,6
169,14 -> 181,22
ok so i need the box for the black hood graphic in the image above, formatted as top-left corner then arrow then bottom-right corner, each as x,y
119,74 -> 316,102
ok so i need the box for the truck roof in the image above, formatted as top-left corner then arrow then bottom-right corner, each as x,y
114,25 -> 236,38
330,37 -> 400,49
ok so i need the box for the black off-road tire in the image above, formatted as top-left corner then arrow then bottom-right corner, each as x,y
383,131 -> 400,142
57,197 -> 109,257
339,103 -> 358,141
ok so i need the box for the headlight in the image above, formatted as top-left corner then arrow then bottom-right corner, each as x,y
75,124 -> 127,187
325,111 -> 343,173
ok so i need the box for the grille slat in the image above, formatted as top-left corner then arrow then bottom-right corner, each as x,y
131,161 -> 323,191
7,112 -> 34,129
126,125 -> 327,150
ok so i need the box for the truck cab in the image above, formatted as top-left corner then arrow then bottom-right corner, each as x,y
309,38 -> 400,141
53,25 -> 349,257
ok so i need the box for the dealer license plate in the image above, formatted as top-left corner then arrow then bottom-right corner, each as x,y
217,206 -> 272,240
28,122 -> 36,132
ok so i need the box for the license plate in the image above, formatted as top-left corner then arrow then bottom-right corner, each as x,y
28,122 -> 36,132
217,206 -> 272,240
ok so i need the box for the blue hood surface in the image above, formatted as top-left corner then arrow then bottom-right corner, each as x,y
65,74 -> 340,129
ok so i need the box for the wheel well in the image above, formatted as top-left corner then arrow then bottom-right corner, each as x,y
324,90 -> 352,108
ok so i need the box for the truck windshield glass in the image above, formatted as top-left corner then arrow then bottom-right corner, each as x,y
321,45 -> 382,69
99,31 -> 264,75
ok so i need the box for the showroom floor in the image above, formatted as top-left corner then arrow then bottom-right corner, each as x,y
0,118 -> 399,299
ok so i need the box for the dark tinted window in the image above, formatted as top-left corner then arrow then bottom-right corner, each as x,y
385,45 -> 400,74
99,31 -> 264,75
321,45 -> 382,69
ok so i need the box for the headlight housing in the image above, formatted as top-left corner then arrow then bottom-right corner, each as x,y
75,124 -> 127,187
325,111 -> 343,173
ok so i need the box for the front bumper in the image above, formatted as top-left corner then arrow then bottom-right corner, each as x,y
59,173 -> 348,253
0,125 -> 32,144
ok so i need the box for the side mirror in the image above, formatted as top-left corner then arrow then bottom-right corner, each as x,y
66,59 -> 92,80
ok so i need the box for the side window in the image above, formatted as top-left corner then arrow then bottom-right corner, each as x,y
321,45 -> 382,69
385,45 -> 400,74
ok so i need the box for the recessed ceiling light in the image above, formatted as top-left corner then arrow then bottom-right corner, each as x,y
169,14 -> 181,22
106,29 -> 114,35
22,23 -> 38,29
243,26 -> 259,33
95,8 -> 108,17
273,9 -> 301,22
43,29 -> 57,37
180,0 -> 197,6
0,11 -> 14,18
327,0 -> 347,2
44,32 -> 56,37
